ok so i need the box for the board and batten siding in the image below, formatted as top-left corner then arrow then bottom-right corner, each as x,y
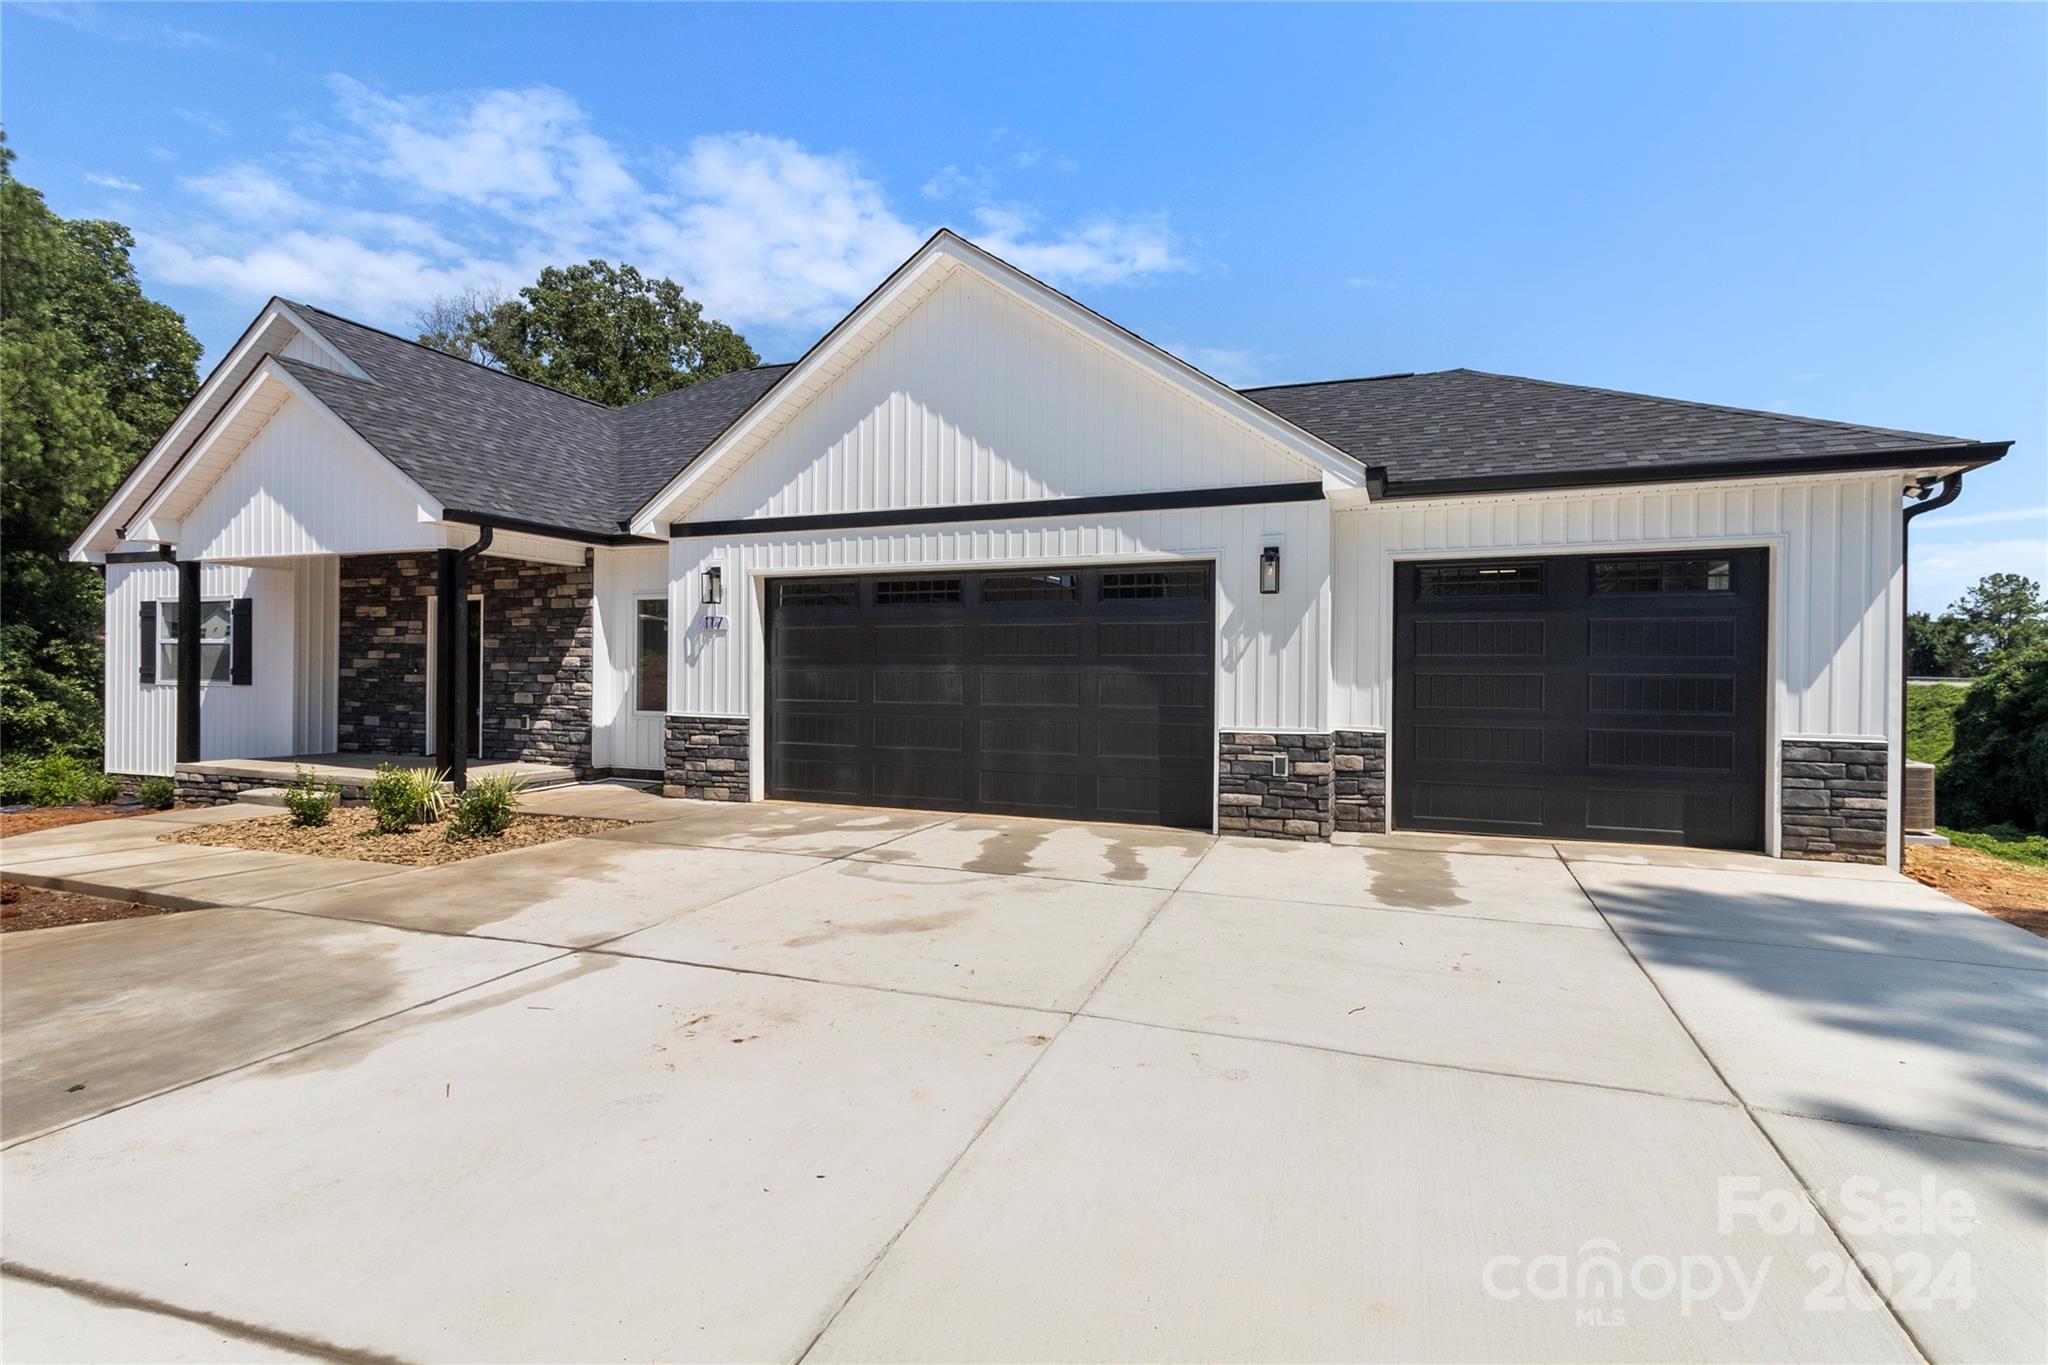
669,499 -> 1331,739
1330,471 -> 1905,739
681,267 -> 1315,525
592,546 -> 669,772
103,560 -> 298,776
175,395 -> 441,562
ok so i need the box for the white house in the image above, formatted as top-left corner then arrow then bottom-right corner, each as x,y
69,230 -> 2009,866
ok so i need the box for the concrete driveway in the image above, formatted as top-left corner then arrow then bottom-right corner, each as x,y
2,792 -> 2041,1363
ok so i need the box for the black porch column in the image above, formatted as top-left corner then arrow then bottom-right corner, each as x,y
175,557 -> 202,764
433,547 -> 470,791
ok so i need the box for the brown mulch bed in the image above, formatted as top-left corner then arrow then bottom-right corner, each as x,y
1905,845 -> 2048,938
1,879 -> 181,933
159,805 -> 629,866
0,806 -> 149,839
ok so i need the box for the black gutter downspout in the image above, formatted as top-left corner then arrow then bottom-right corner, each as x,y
1899,472 -> 1964,861
434,525 -> 494,793
175,557 -> 203,765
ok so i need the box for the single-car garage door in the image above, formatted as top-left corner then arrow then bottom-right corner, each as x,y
767,565 -> 1215,829
1393,550 -> 1767,848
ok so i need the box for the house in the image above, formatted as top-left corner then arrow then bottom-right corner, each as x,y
68,230 -> 2009,867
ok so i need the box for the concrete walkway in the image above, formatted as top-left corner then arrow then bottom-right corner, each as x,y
2,793 -> 2040,1362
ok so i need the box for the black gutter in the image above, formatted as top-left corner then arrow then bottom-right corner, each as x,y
439,508 -> 663,548
1365,443 -> 2011,501
1898,472 -> 1966,860
670,482 -> 1324,539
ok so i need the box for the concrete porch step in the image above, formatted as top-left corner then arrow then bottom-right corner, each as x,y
235,787 -> 292,807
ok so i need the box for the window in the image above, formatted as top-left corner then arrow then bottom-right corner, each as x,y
160,599 -> 232,682
1418,562 -> 1543,598
1591,557 -> 1733,593
982,572 -> 1078,604
875,577 -> 962,605
1100,569 -> 1207,600
777,580 -> 857,609
635,598 -> 669,712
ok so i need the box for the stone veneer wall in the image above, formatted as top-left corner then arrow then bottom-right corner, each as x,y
1218,731 -> 1333,840
1332,730 -> 1388,834
337,552 -> 594,774
1780,738 -> 1889,864
665,716 -> 752,801
174,769 -> 387,806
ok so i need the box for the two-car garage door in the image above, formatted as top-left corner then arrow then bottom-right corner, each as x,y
766,565 -> 1215,829
1393,549 -> 1768,849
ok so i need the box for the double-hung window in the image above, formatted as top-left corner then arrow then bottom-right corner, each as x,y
160,599 -> 233,682
635,597 -> 669,713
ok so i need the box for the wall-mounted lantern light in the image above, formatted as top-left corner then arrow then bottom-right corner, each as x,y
702,566 -> 724,606
1258,545 -> 1281,595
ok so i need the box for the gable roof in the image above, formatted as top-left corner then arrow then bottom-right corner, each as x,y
77,239 -> 2010,558
1244,369 -> 2004,497
281,305 -> 794,539
625,230 -> 1370,533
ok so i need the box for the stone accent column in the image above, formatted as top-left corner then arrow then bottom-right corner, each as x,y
665,716 -> 752,801
337,551 -> 594,774
1332,730 -> 1387,834
1780,738 -> 1889,864
1218,731 -> 1333,840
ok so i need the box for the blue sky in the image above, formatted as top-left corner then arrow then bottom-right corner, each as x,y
7,2 -> 2042,610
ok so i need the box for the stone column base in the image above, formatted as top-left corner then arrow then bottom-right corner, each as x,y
1218,731 -> 1333,840
1333,730 -> 1387,834
664,716 -> 752,801
1781,738 -> 1888,864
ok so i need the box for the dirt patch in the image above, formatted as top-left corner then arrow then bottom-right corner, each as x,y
1905,845 -> 2048,938
0,879 -> 182,933
0,806 -> 151,839
159,806 -> 630,866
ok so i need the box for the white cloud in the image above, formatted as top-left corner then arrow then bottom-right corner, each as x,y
1161,342 -> 1266,388
138,80 -> 1192,335
174,107 -> 231,137
84,172 -> 142,192
1909,504 -> 2048,533
1345,275 -> 1388,289
1910,536 -> 2048,612
969,206 -> 1189,287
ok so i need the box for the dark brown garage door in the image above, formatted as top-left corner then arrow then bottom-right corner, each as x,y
1393,550 -> 1767,848
766,565 -> 1215,829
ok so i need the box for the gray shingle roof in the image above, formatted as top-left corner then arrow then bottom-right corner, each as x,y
283,303 -> 790,538
276,305 -> 1999,536
1242,369 -> 1992,494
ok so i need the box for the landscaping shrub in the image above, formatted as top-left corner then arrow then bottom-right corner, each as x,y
21,752 -> 95,807
82,771 -> 123,804
136,776 -> 175,810
283,765 -> 341,828
445,775 -> 527,842
367,763 -> 447,834
1940,643 -> 2048,834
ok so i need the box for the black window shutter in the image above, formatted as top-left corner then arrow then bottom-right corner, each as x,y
231,597 -> 254,685
139,601 -> 157,683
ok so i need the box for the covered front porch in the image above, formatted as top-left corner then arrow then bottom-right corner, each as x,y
139,536 -> 599,801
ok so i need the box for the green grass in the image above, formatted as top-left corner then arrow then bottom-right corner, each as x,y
1937,825 -> 2048,868
1905,683 -> 1968,765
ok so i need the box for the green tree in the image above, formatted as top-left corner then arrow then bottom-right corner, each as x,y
1940,642 -> 2048,834
0,136 -> 201,762
1948,572 -> 2045,670
1906,611 -> 1974,677
416,261 -> 758,404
